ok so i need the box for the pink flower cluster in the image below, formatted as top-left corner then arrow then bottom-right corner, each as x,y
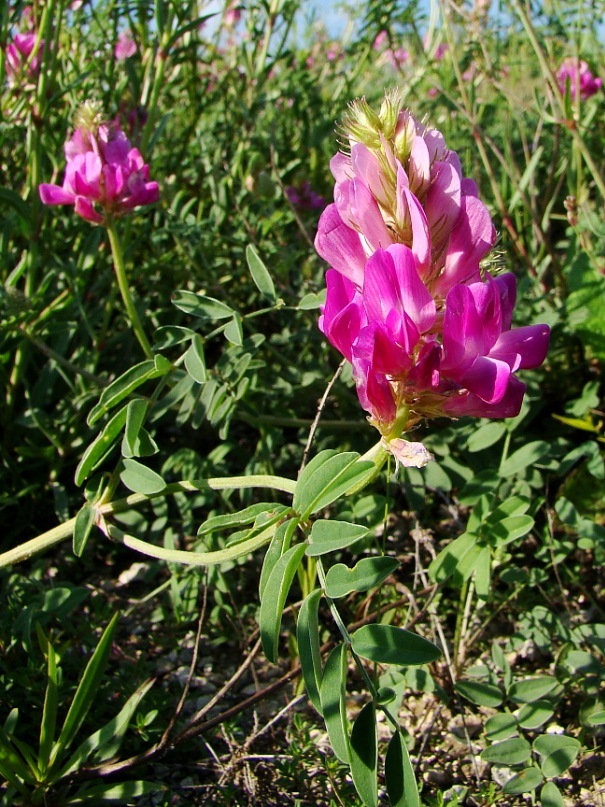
39,114 -> 159,225
556,57 -> 602,101
5,31 -> 44,85
315,96 -> 549,441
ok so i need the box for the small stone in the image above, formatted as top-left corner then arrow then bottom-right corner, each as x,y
425,768 -> 453,787
491,765 -> 513,788
448,713 -> 483,738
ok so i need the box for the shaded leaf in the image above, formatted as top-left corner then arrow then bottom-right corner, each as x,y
516,700 -> 554,730
246,244 -> 276,302
306,520 -> 369,557
485,713 -> 518,741
456,680 -> 503,708
540,781 -> 565,807
325,557 -> 399,598
184,335 -> 207,383
508,676 -> 558,704
385,730 -> 419,807
319,644 -> 349,764
259,543 -> 306,663
171,290 -> 233,320
350,702 -> 378,807
502,766 -> 543,795
481,737 -> 531,766
120,459 -> 166,495
533,735 -> 580,777
75,406 -> 128,486
297,589 -> 324,714
50,614 -> 120,766
351,625 -> 441,667
73,502 -> 96,558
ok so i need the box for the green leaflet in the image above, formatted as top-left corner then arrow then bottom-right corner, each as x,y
481,736 -> 532,766
350,702 -> 378,807
259,518 -> 299,599
75,405 -> 129,486
306,520 -> 369,556
319,644 -> 349,764
87,357 -> 171,426
246,244 -> 276,302
293,451 -> 374,518
171,289 -> 234,320
259,543 -> 306,663
49,614 -> 120,770
120,458 -> 166,495
351,624 -> 442,667
385,730 -> 419,807
324,556 -> 399,598
297,588 -> 323,714
73,501 -> 96,557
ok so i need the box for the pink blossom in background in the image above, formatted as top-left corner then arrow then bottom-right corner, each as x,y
423,36 -> 448,61
39,113 -> 159,224
385,47 -> 409,70
373,30 -> 389,51
315,94 -> 550,440
5,31 -> 44,85
224,4 -> 241,26
115,30 -> 137,61
557,57 -> 602,101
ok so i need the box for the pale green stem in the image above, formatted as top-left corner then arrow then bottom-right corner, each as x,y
106,221 -> 154,360
0,475 -> 297,569
315,557 -> 400,732
105,521 -> 277,566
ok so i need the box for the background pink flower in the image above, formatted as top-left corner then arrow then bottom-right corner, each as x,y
39,121 -> 159,224
115,30 -> 137,61
557,57 -> 602,100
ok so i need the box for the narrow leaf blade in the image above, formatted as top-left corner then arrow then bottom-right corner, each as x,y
319,644 -> 349,764
297,589 -> 324,714
246,244 -> 276,302
385,730 -> 420,807
350,701 -> 378,807
259,543 -> 306,663
351,625 -> 441,667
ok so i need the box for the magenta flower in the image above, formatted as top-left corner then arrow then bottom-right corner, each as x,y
115,30 -> 137,61
315,110 -> 496,299
5,32 -> 44,85
39,117 -> 159,224
315,94 -> 550,443
557,57 -> 602,101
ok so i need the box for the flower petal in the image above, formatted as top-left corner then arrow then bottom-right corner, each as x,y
315,204 -> 367,286
39,183 -> 75,205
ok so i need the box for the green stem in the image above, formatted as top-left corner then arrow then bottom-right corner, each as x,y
0,474 -> 297,569
315,557 -> 400,732
106,221 -> 154,360
105,520 -> 278,567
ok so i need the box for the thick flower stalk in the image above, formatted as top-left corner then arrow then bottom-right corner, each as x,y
557,57 -> 602,101
39,104 -> 159,225
315,93 -> 550,461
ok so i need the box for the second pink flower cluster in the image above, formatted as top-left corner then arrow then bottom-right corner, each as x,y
39,114 -> 159,224
315,96 -> 550,438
